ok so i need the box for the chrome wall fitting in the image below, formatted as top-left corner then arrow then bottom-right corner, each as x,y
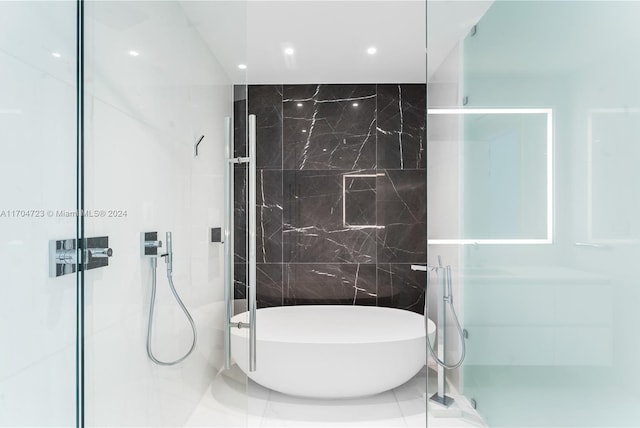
50,238 -> 77,277
194,135 -> 204,157
84,236 -> 113,272
142,232 -> 163,256
49,236 -> 113,277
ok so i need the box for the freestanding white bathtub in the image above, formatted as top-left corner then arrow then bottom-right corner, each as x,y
230,305 -> 435,398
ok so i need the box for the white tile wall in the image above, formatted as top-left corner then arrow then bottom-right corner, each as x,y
0,1 -> 78,426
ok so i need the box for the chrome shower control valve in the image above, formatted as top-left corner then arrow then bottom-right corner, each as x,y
142,232 -> 163,256
49,236 -> 113,277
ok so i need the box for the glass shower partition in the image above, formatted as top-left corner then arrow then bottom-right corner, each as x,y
428,1 -> 640,426
0,1 -> 80,426
83,1 -> 250,426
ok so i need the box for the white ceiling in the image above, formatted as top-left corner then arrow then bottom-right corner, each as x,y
181,0 -> 493,85
427,0 -> 493,80
244,1 -> 426,84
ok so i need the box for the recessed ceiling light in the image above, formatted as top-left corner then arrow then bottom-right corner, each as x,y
296,103 -> 303,107
367,47 -> 377,55
128,50 -> 140,57
284,47 -> 295,55
238,64 -> 247,70
352,102 -> 359,107
51,52 -> 62,59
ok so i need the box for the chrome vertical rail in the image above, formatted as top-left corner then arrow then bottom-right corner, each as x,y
248,114 -> 257,372
223,116 -> 233,370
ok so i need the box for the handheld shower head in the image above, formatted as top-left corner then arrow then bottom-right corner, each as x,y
446,265 -> 454,304
165,232 -> 173,274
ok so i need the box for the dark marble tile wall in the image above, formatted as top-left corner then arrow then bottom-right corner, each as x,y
257,170 -> 283,263
233,263 -> 283,308
284,264 -> 377,306
250,85 -> 283,169
283,85 -> 377,170
233,164 -> 247,264
377,264 -> 426,313
377,169 -> 427,263
377,85 -> 427,169
234,95 -> 248,265
234,97 -> 247,158
234,84 -> 426,313
283,170 -> 377,264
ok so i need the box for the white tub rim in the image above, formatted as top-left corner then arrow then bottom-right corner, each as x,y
230,305 -> 434,345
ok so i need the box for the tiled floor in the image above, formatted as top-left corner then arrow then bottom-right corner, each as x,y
184,367 -> 486,427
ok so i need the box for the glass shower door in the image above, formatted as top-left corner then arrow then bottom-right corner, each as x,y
428,1 -> 640,426
83,1 -> 250,426
0,1 -> 80,426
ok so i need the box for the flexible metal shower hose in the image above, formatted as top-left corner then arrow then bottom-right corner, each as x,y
146,257 -> 198,366
425,268 -> 467,370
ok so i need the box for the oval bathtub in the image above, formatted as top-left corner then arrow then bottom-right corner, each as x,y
230,305 -> 435,399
